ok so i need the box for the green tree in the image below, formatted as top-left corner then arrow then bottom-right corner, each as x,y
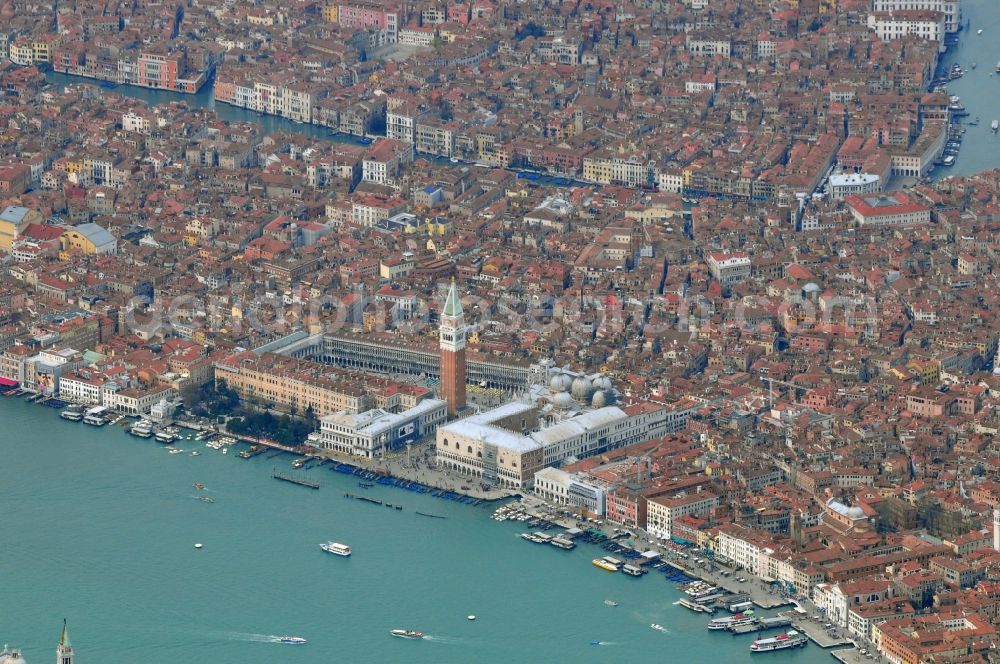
515,22 -> 545,40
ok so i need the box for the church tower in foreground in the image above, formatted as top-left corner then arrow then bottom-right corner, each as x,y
439,280 -> 466,417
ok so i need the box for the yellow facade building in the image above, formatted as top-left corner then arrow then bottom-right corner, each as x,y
0,206 -> 41,252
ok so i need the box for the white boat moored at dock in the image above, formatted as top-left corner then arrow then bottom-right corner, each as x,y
130,420 -> 154,437
60,406 -> 84,421
83,406 -> 109,426
676,598 -> 714,613
750,630 -> 807,652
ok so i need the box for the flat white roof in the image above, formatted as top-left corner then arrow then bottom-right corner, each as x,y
570,406 -> 628,430
530,420 -> 584,446
441,420 -> 541,453
324,399 -> 446,436
830,173 -> 879,186
463,401 -> 535,425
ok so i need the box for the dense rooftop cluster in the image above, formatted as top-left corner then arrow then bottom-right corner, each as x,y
2,0 -> 1000,659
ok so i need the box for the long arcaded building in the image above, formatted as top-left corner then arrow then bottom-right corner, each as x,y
276,333 -> 539,391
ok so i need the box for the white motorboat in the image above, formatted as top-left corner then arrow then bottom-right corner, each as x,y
278,636 -> 307,644
320,542 -> 351,556
390,629 -> 424,639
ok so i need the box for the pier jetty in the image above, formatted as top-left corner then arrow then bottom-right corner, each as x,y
238,444 -> 268,459
344,492 -> 383,505
271,471 -> 319,489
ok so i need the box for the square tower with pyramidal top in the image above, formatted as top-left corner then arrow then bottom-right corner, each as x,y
439,280 -> 466,417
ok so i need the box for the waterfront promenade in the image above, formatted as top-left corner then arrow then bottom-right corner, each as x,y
312,439 -> 514,501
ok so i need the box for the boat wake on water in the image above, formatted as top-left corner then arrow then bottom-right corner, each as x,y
220,632 -> 300,644
420,635 -> 463,644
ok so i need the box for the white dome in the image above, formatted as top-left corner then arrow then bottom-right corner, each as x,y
827,499 -> 866,521
592,390 -> 607,408
596,376 -> 613,391
550,373 -> 572,392
571,376 -> 594,399
552,392 -> 575,409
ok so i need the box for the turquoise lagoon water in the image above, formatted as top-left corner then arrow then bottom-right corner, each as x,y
0,397 -> 826,663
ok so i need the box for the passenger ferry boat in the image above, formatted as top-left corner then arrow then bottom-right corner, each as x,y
83,406 -> 109,426
389,629 -> 423,640
549,536 -> 576,550
320,542 -> 351,556
708,611 -> 754,630
684,582 -> 719,598
750,631 -> 807,652
130,420 -> 154,437
726,616 -> 761,632
155,430 -> 177,444
622,563 -> 647,576
676,598 -> 714,613
592,557 -> 620,572
60,406 -> 84,421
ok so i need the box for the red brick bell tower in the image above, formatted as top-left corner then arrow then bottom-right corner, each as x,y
439,279 -> 466,417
